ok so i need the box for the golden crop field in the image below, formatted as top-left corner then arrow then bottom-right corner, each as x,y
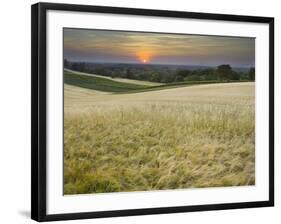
64,82 -> 255,194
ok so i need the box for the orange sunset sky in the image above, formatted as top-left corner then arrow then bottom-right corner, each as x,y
64,28 -> 255,67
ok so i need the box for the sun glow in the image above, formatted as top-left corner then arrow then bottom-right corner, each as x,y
137,51 -> 151,64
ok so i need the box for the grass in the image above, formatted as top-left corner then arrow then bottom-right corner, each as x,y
64,71 -> 148,92
64,70 -> 250,94
64,82 -> 255,194
65,69 -> 163,86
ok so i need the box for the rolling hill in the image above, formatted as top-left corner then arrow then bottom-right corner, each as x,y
64,70 -> 249,94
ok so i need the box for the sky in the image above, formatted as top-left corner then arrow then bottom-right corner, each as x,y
64,28 -> 255,67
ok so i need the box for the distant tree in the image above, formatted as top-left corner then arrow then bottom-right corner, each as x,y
248,67 -> 255,81
184,75 -> 201,81
176,69 -> 191,78
203,69 -> 217,80
125,69 -> 134,79
231,71 -> 240,80
138,72 -> 148,81
238,72 -> 249,80
111,72 -> 118,78
174,75 -> 184,82
149,72 -> 162,82
216,64 -> 232,81
161,73 -> 174,83
64,59 -> 70,68
72,62 -> 86,72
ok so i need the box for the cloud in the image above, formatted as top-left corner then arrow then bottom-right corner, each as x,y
63,28 -> 255,66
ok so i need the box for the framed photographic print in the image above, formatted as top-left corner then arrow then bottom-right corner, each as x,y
31,2 -> 274,222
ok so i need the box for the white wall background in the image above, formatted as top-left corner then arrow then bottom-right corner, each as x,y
0,0 -> 279,223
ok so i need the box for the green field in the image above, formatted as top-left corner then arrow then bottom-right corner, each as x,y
64,70 -> 249,94
64,71 -> 149,92
64,71 -> 255,195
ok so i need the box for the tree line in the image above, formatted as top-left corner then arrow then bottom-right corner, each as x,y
64,59 -> 255,83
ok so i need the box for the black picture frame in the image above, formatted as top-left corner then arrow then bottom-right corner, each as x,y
31,2 -> 274,222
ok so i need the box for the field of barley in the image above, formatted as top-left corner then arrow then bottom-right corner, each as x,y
64,75 -> 255,194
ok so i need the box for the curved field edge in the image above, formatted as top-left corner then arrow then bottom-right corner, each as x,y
64,70 -> 250,94
64,71 -> 148,92
63,83 -> 255,194
64,69 -> 163,86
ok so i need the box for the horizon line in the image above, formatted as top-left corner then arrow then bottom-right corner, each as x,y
64,59 -> 255,68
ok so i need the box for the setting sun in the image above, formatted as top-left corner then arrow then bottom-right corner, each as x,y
137,51 -> 151,64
